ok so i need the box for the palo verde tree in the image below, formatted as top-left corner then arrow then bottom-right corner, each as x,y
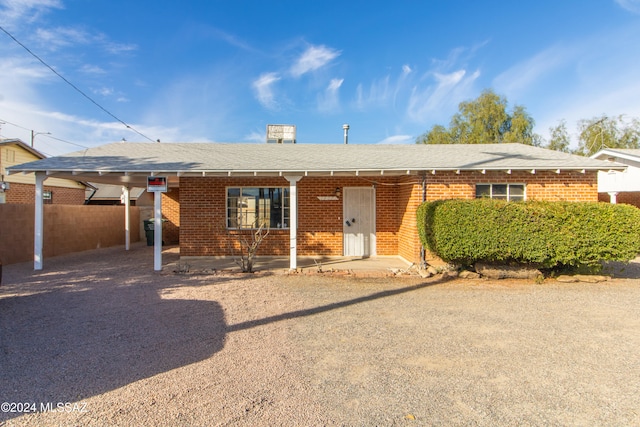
416,89 -> 541,146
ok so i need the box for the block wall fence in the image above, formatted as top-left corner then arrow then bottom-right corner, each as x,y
176,170 -> 599,264
0,204 -> 140,265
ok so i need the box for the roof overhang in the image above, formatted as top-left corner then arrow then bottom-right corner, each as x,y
9,166 -> 622,189
7,142 -> 626,188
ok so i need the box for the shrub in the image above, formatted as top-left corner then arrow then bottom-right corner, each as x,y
417,199 -> 640,269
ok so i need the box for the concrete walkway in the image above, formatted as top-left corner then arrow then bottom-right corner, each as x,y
173,247 -> 415,275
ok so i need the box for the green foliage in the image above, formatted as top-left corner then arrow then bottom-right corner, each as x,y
417,199 -> 640,269
415,89 -> 540,146
574,114 -> 640,156
546,114 -> 640,156
546,119 -> 571,153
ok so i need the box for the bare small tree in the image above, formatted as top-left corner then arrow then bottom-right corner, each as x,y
226,220 -> 270,273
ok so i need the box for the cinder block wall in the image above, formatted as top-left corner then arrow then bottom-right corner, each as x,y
0,204 -> 140,265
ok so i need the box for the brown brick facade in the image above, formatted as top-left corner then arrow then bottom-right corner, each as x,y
176,170 -> 599,263
162,188 -> 180,244
4,182 -> 86,205
598,191 -> 640,208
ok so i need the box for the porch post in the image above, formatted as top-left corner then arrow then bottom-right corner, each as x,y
153,191 -> 163,271
285,175 -> 302,270
123,186 -> 131,250
34,172 -> 45,270
608,192 -> 618,204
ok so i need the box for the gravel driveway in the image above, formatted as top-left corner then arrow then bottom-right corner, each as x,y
1,244 -> 639,426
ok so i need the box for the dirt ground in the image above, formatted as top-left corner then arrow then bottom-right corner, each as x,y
1,244 -> 639,426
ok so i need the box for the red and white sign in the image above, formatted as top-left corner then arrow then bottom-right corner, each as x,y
147,176 -> 167,192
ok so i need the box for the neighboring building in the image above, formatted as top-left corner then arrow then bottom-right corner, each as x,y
86,183 -> 153,206
0,138 -> 88,204
591,148 -> 640,207
8,142 -> 622,267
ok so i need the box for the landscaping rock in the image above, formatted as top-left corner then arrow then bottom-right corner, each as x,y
475,263 -> 543,280
557,274 -> 610,283
556,275 -> 579,283
427,266 -> 439,275
459,270 -> 481,279
418,269 -> 433,278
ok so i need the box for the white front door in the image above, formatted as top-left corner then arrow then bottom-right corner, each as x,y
343,187 -> 376,257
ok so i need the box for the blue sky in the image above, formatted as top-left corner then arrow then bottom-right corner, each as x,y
1,0 -> 640,155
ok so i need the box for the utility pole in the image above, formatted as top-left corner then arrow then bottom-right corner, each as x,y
31,130 -> 51,147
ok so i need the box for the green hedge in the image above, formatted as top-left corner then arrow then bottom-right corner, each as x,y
417,199 -> 640,269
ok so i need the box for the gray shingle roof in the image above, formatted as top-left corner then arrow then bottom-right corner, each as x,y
592,148 -> 640,160
8,142 -> 621,175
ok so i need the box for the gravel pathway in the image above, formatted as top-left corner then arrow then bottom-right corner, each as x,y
1,244 -> 639,426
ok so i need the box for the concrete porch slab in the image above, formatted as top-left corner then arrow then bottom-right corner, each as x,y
175,254 -> 414,275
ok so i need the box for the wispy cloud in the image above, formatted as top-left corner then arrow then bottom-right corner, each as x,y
406,69 -> 480,123
80,64 -> 106,74
492,44 -> 577,96
615,0 -> 640,13
355,76 -> 391,109
290,44 -> 340,77
0,0 -> 62,28
376,135 -> 413,144
210,27 -> 254,51
252,72 -> 281,109
317,78 -> 343,112
33,26 -> 137,54
35,26 -> 89,49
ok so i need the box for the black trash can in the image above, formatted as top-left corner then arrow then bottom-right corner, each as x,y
143,219 -> 154,246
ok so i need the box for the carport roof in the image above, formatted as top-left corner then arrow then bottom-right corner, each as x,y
8,142 -> 624,187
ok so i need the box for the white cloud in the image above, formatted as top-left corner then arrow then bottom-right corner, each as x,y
492,44 -> 577,96
0,0 -> 62,28
290,45 -> 340,77
377,135 -> 413,144
94,87 -> 113,96
615,0 -> 640,13
402,64 -> 412,75
317,78 -> 343,112
406,69 -> 480,123
252,72 -> 281,109
80,64 -> 106,74
355,75 -> 391,109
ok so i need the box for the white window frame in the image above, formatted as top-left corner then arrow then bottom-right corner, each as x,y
226,186 -> 290,229
475,183 -> 526,201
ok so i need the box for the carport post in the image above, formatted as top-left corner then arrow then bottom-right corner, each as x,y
153,190 -> 162,271
34,172 -> 45,270
285,175 -> 302,270
123,186 -> 131,251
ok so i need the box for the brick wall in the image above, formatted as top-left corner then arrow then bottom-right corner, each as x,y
178,170 -> 599,263
179,176 -> 407,258
4,182 -> 86,205
598,191 -> 640,208
424,170 -> 598,202
162,188 -> 180,244
0,204 -> 140,265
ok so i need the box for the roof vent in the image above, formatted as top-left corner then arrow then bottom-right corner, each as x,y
266,124 -> 296,144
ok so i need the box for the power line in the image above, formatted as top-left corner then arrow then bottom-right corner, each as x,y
0,117 -> 89,149
0,24 -> 156,143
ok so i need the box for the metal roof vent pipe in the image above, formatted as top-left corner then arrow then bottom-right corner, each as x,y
343,123 -> 349,144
